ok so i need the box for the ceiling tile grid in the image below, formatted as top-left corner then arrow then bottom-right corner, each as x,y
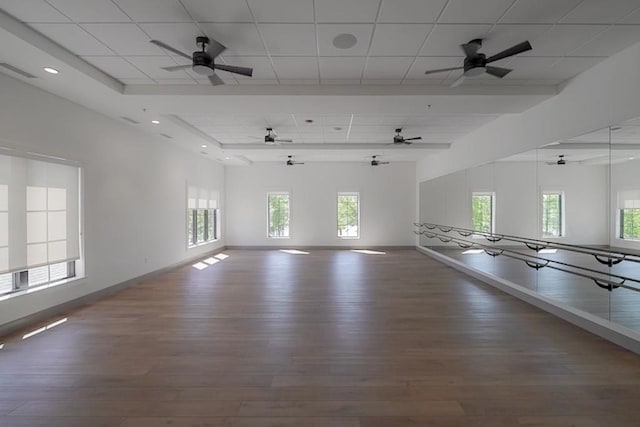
2,0 -> 640,85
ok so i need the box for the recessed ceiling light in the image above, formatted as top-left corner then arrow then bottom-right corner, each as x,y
201,144 -> 207,148
333,33 -> 357,49
225,156 -> 230,160
151,120 -> 160,125
43,67 -> 59,74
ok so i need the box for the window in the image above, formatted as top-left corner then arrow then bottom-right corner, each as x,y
0,154 -> 80,297
187,186 -> 219,247
542,192 -> 564,238
268,192 -> 290,238
471,192 -> 494,233
618,191 -> 640,240
337,192 -> 359,238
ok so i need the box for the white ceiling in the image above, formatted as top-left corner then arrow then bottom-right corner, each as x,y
1,1 -> 640,163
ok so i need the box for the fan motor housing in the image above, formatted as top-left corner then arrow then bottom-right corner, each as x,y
192,51 -> 214,75
464,54 -> 486,76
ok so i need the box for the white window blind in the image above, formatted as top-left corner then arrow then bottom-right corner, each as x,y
0,154 -> 80,274
618,190 -> 640,209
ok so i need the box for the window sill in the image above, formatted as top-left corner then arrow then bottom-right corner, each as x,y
0,275 -> 84,302
187,239 -> 220,250
268,236 -> 291,239
338,236 -> 360,240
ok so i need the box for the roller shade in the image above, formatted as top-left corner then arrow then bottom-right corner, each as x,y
0,154 -> 80,274
618,190 -> 640,209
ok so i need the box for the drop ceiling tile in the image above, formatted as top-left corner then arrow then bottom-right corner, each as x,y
370,24 -> 433,56
483,24 -> 552,56
266,115 -> 296,127
570,25 -> 640,57
317,24 -> 374,56
112,0 -> 192,22
560,0 -> 640,24
46,0 -> 131,22
180,0 -> 253,22
521,25 -> 608,56
259,24 -> 316,56
500,0 -> 583,24
234,79 -> 279,85
405,56 -> 462,79
81,24 -> 165,55
622,7 -> 640,23
30,23 -> 114,55
82,56 -> 149,78
353,116 -> 406,126
247,0 -> 314,22
315,0 -> 380,22
321,115 -> 353,126
124,56 -> 191,79
378,0 -> 447,23
319,57 -> 366,79
200,23 -> 266,56
0,0 -> 70,22
363,57 -> 413,79
362,79 -> 402,84
546,57 -> 604,79
219,56 -> 276,80
505,56 -> 602,80
271,57 -> 319,79
419,24 -> 492,56
139,23 -> 203,57
439,0 -> 514,23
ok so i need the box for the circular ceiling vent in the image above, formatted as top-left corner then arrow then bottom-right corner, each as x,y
333,33 -> 357,49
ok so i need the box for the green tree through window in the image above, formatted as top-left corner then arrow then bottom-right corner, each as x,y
621,208 -> 640,240
542,192 -> 562,237
268,193 -> 290,237
337,193 -> 359,237
472,193 -> 493,233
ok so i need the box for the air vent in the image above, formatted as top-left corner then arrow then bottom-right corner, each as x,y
160,133 -> 173,139
0,63 -> 36,78
120,116 -> 140,124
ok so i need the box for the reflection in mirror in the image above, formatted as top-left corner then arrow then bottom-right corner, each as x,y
417,118 -> 640,335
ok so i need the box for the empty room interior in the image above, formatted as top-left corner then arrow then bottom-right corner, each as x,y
2,0 -> 640,426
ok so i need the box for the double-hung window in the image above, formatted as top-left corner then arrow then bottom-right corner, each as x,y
471,192 -> 494,233
337,192 -> 359,238
618,191 -> 640,240
187,186 -> 219,247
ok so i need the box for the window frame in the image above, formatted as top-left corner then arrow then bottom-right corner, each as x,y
186,186 -> 220,249
267,191 -> 291,239
541,190 -> 565,239
471,191 -> 495,235
619,208 -> 640,241
336,192 -> 360,239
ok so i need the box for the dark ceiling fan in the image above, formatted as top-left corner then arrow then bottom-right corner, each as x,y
286,155 -> 304,166
371,155 -> 389,166
424,39 -> 532,87
392,128 -> 422,145
263,128 -> 292,145
150,36 -> 253,86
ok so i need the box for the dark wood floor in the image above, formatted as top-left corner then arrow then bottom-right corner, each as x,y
1,249 -> 640,426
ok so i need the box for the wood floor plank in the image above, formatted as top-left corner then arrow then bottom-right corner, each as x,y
0,248 -> 638,425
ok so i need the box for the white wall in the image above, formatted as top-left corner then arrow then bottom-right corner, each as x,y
0,73 -> 224,326
420,161 -> 608,245
225,162 -> 416,247
611,159 -> 640,250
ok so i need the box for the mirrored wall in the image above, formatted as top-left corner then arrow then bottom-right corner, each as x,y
417,116 -> 640,333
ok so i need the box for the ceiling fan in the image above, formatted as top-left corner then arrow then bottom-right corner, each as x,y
150,36 -> 253,86
286,155 -> 304,166
371,155 -> 389,166
546,154 -> 568,165
392,128 -> 422,145
262,128 -> 292,145
424,39 -> 532,87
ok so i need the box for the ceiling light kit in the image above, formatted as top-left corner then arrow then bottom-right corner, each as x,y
150,36 -> 253,86
424,39 -> 532,87
151,120 -> 160,125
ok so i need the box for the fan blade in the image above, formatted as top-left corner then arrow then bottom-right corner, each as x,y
450,74 -> 466,87
214,63 -> 253,77
161,65 -> 192,71
208,73 -> 224,86
207,37 -> 227,58
404,136 -> 422,141
485,66 -> 512,78
460,40 -> 482,57
424,66 -> 463,75
381,161 -> 390,164
485,41 -> 532,63
150,40 -> 192,60
275,138 -> 293,143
